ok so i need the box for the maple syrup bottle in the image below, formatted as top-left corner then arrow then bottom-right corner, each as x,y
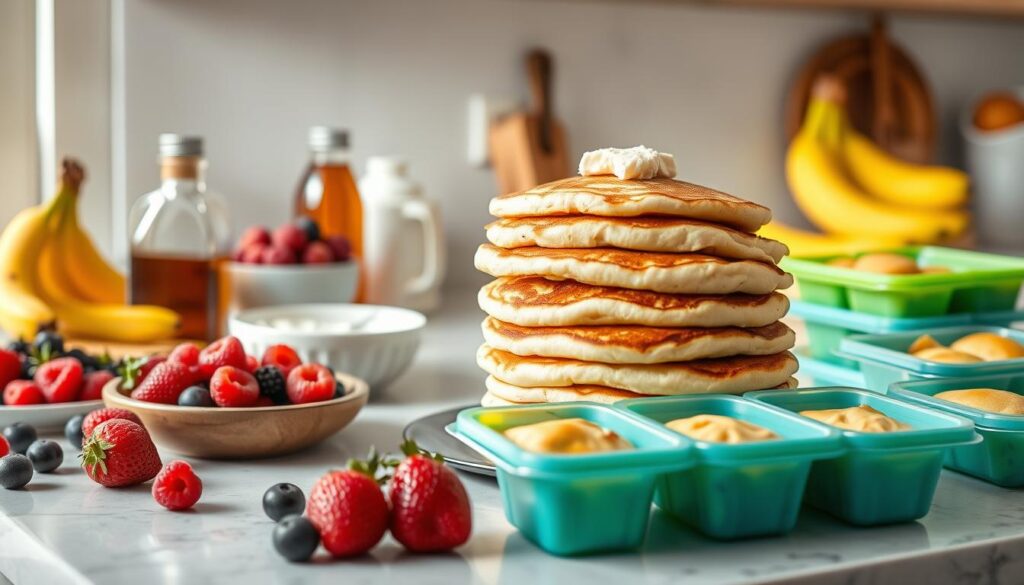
129,134 -> 231,341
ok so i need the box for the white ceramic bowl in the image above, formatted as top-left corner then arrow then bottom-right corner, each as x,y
0,400 -> 102,432
228,303 -> 426,390
222,261 -> 359,315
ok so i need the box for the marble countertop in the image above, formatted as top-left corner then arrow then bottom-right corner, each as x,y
2,289 -> 1024,585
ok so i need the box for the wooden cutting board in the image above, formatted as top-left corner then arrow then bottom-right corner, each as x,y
489,49 -> 570,194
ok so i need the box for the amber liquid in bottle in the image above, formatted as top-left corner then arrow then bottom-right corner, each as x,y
130,253 -> 222,341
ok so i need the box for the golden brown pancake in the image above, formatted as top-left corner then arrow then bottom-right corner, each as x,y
489,175 -> 771,232
482,316 -> 795,364
478,276 -> 789,327
482,375 -> 798,405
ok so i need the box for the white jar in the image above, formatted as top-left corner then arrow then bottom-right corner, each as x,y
359,157 -> 445,313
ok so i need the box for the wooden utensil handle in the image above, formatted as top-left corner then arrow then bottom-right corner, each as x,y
527,48 -> 553,153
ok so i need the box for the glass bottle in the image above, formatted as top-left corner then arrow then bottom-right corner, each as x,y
294,126 -> 364,298
128,134 -> 231,341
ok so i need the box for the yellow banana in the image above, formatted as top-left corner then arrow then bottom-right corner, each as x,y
58,186 -> 126,304
758,221 -> 908,258
0,201 -> 60,340
787,83 -> 968,242
843,130 -> 969,210
36,163 -> 180,343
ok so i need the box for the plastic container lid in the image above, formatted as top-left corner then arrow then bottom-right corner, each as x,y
890,374 -> 1024,432
454,403 -> 694,478
789,300 -> 974,333
745,387 -> 978,452
839,325 -> 1024,377
795,347 -> 867,388
617,394 -> 844,465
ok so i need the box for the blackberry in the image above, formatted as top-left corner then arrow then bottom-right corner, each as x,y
254,366 -> 288,404
6,339 -> 29,356
64,348 -> 98,372
32,330 -> 64,355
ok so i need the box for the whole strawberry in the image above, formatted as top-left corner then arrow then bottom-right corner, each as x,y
131,361 -> 200,404
80,419 -> 162,488
82,407 -> 143,439
389,440 -> 471,552
306,455 -> 389,558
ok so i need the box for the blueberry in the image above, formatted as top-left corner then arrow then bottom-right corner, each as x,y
0,454 -> 33,489
272,515 -> 319,562
6,339 -> 29,356
65,414 -> 85,449
334,380 -> 346,399
32,330 -> 64,355
294,216 -> 320,243
2,423 -> 37,454
26,440 -> 62,473
64,348 -> 98,372
178,385 -> 215,407
263,483 -> 306,521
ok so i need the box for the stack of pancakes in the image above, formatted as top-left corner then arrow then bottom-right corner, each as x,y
474,175 -> 798,406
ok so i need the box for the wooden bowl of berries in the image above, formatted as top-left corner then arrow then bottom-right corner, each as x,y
223,218 -> 359,315
100,336 -> 369,459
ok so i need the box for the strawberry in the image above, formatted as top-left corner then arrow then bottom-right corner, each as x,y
261,344 -> 302,376
209,366 -> 259,407
80,370 -> 115,402
34,357 -> 83,403
3,380 -> 45,406
118,355 -> 166,391
80,419 -> 162,488
306,459 -> 389,557
286,364 -> 334,404
82,407 -> 143,439
131,361 -> 200,404
152,460 -> 203,510
198,336 -> 247,377
0,349 -> 21,390
168,343 -> 200,367
389,440 -> 471,552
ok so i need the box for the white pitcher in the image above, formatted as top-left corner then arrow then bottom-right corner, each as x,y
360,157 -> 445,313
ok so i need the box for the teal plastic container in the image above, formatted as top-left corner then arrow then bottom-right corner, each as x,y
790,300 -> 974,368
890,375 -> 1024,487
618,395 -> 843,540
795,347 -> 867,388
745,388 -> 978,526
781,246 -> 1024,317
452,403 -> 693,556
838,326 -> 1024,391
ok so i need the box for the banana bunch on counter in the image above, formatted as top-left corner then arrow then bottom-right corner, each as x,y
765,76 -> 969,257
0,159 -> 180,342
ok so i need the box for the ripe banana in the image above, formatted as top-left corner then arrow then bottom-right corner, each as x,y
34,163 -> 180,343
843,130 -> 969,210
57,192 -> 126,304
0,201 -> 59,340
787,88 -> 968,242
758,221 -> 907,258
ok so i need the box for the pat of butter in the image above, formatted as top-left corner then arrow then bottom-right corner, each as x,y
578,146 -> 676,180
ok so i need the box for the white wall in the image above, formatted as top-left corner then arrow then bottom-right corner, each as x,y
119,0 -> 1024,287
0,0 -> 36,226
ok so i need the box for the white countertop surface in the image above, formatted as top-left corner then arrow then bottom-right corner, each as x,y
2,288 -> 1024,585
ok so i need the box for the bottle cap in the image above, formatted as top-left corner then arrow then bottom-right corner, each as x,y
159,134 -> 203,157
308,126 -> 349,152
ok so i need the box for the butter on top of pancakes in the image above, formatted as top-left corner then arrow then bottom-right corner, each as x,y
935,389 -> 1024,416
908,332 -> 1024,364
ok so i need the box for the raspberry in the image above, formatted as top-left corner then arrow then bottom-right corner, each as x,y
261,344 -> 302,377
80,370 -> 114,402
199,336 -> 247,377
254,396 -> 275,407
0,435 -> 8,457
238,226 -> 271,249
34,357 -> 83,403
261,245 -> 295,265
210,366 -> 259,407
3,380 -> 45,406
302,241 -> 335,264
240,244 -> 266,264
168,343 -> 200,366
253,365 -> 288,404
286,364 -> 335,404
82,408 -> 143,439
245,355 -> 259,373
0,349 -> 21,391
324,235 -> 352,262
152,460 -> 203,511
272,224 -> 308,253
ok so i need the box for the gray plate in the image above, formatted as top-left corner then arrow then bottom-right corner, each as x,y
403,405 -> 496,477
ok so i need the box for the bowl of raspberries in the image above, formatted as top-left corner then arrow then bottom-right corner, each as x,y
100,335 -> 369,459
224,217 -> 359,314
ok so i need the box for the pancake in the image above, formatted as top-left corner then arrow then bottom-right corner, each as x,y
485,216 -> 788,263
479,277 -> 789,327
489,176 -> 771,232
483,375 -> 798,405
475,244 -> 793,295
477,345 -> 798,395
481,317 -> 795,364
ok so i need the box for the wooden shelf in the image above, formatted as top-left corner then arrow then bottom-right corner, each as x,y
692,0 -> 1024,17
